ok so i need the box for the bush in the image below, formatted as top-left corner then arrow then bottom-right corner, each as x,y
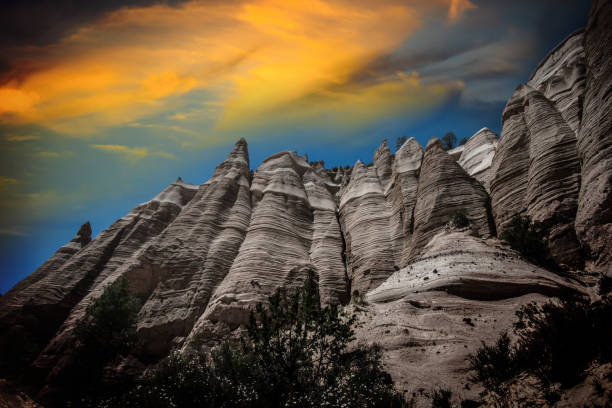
431,388 -> 453,408
100,270 -> 409,408
451,210 -> 470,229
76,274 -> 141,363
469,297 -> 612,401
59,274 -> 141,402
500,215 -> 556,270
468,333 -> 518,396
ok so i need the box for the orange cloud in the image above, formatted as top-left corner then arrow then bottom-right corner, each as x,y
0,0 -> 473,137
448,0 -> 477,22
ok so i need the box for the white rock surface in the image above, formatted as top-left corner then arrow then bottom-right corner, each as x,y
456,128 -> 498,192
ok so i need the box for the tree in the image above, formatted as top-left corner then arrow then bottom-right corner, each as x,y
441,132 -> 457,150
103,270 -> 409,408
396,135 -> 407,151
458,137 -> 469,146
500,215 -> 556,270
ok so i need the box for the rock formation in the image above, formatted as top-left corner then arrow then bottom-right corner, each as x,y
356,230 -> 583,402
490,29 -> 585,269
196,150 -> 347,337
27,178 -> 198,378
456,128 -> 498,191
410,138 -> 493,260
575,0 -> 612,274
1,3 -> 611,404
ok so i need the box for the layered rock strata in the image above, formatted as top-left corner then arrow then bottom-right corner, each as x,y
30,178 -> 198,377
456,128 -> 498,191
490,29 -> 586,269
575,0 -> 612,274
410,138 -> 493,260
356,231 -> 583,405
195,151 -> 347,336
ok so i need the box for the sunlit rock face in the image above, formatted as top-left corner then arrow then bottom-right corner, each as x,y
575,0 -> 612,274
456,128 -> 498,192
490,30 -> 585,269
188,150 -> 347,343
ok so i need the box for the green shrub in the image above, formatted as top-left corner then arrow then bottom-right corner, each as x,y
76,274 -> 141,362
469,297 -> 612,400
451,210 -> 470,228
500,215 -> 556,270
100,270 -> 409,408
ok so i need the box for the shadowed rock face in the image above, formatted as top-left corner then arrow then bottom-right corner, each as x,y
575,0 -> 612,274
490,30 -> 585,269
3,181 -> 197,374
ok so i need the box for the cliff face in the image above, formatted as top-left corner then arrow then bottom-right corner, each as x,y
1,2 -> 611,402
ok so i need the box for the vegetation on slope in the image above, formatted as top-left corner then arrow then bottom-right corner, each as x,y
93,270 -> 409,408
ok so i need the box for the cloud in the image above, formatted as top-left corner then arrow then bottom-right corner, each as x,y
0,176 -> 18,192
33,151 -> 62,158
448,0 -> 476,22
0,0 -> 474,136
91,144 -> 176,160
0,228 -> 26,236
5,134 -> 39,142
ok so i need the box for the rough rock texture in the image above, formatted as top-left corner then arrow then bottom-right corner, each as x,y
490,29 -> 585,269
355,231 -> 583,407
30,178 -> 198,379
194,151 -> 347,337
388,138 -> 424,265
0,222 -> 91,323
575,0 -> 612,274
339,159 -> 396,294
410,138 -> 493,260
456,128 -> 498,192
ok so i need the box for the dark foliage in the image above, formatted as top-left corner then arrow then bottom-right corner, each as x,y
513,298 -> 612,386
500,215 -> 556,270
75,275 -> 141,362
468,333 -> 518,395
59,275 -> 141,402
441,132 -> 457,151
99,270 -> 409,408
451,209 -> 470,228
431,388 -> 453,408
469,297 -> 612,400
458,138 -> 469,146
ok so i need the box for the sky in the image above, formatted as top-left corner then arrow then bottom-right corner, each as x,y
0,0 -> 592,293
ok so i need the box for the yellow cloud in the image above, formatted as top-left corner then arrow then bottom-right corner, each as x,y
34,151 -> 62,158
5,135 -> 40,142
91,144 -> 176,160
0,0 -> 473,137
